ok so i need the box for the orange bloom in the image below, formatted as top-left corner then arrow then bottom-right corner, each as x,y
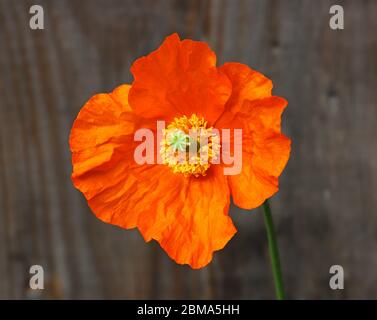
69,34 -> 291,269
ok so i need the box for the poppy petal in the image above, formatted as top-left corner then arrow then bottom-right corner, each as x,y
155,166 -> 237,269
70,85 -> 136,179
219,62 -> 272,114
70,87 -> 186,231
85,164 -> 187,231
129,33 -> 232,125
228,97 -> 291,209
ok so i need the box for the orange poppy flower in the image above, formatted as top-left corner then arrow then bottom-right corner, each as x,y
69,33 -> 291,269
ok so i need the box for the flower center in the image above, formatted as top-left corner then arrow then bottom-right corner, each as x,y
160,114 -> 220,177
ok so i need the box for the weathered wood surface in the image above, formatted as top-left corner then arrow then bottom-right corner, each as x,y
0,0 -> 376,299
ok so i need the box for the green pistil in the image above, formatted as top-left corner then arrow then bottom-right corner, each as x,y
168,130 -> 189,153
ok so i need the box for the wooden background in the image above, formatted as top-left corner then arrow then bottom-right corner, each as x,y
0,0 -> 376,299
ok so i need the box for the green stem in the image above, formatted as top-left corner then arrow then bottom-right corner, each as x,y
262,200 -> 285,300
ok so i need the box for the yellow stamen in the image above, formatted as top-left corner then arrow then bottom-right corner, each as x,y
160,114 -> 220,177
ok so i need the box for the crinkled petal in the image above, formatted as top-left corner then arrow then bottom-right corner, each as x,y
85,164 -> 187,231
70,85 -> 136,179
214,63 -> 289,209
227,97 -> 291,209
155,165 -> 237,269
219,62 -> 272,114
129,33 -> 232,125
70,84 -> 158,220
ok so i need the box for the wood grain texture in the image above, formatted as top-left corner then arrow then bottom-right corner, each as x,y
0,0 -> 376,299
